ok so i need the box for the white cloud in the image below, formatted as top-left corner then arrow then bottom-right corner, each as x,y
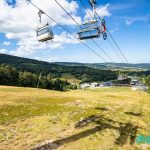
32,56 -> 60,62
126,19 -> 133,26
0,49 -> 8,54
33,57 -> 40,60
96,4 -> 111,17
9,32 -> 79,57
124,15 -> 150,26
48,57 -> 60,62
0,0 -> 81,56
84,4 -> 111,21
109,28 -> 119,33
3,41 -> 10,46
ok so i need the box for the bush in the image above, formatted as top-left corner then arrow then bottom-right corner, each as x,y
0,64 -> 19,86
66,84 -> 77,90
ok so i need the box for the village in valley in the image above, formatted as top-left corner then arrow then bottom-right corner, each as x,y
80,74 -> 148,91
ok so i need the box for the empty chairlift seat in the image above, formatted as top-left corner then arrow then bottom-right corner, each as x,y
37,23 -> 54,42
77,20 -> 101,40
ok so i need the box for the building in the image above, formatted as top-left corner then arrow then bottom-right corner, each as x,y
100,82 -> 113,87
80,83 -> 90,89
130,79 -> 141,86
80,81 -> 113,89
90,82 -> 99,88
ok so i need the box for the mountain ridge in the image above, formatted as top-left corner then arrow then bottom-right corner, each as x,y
0,53 -> 150,70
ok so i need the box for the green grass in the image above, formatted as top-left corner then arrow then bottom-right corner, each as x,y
0,86 -> 150,150
61,73 -> 81,84
0,97 -> 76,125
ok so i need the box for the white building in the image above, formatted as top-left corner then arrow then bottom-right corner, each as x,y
90,82 -> 99,88
80,83 -> 90,89
130,79 -> 141,86
100,82 -> 113,87
80,82 -> 100,89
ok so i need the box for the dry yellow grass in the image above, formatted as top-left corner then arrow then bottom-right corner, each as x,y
0,86 -> 150,150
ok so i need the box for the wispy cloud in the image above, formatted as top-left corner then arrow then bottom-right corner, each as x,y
0,49 -> 8,54
124,14 -> 150,25
84,4 -> 111,21
109,27 -> 119,33
3,41 -> 10,46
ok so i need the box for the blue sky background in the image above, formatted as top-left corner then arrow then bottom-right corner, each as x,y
0,0 -> 150,63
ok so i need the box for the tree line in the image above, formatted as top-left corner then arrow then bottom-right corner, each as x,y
0,63 -> 119,91
142,75 -> 150,93
0,64 -> 77,91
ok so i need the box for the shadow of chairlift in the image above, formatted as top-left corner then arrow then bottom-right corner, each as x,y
32,115 -> 140,150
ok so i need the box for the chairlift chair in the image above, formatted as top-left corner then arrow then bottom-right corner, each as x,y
78,0 -> 107,41
36,10 -> 54,42
36,23 -> 54,42
77,20 -> 101,40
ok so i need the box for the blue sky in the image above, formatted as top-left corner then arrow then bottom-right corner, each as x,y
0,0 -> 150,63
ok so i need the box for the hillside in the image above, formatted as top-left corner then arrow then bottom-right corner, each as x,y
0,53 -> 64,75
0,86 -> 150,149
0,54 -> 118,84
54,62 -> 150,70
0,54 -> 108,74
1,54 -> 150,72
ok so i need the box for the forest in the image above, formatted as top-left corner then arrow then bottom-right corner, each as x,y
0,63 -> 118,91
0,54 -> 150,91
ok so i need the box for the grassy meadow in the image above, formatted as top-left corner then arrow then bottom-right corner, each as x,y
61,73 -> 81,85
0,86 -> 150,150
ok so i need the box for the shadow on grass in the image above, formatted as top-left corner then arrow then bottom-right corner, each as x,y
32,126 -> 102,150
95,107 -> 109,111
115,123 -> 138,146
33,115 -> 139,150
124,112 -> 141,117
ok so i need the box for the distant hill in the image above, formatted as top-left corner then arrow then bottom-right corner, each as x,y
0,53 -> 61,74
54,62 -> 150,70
0,53 -> 118,83
1,54 -> 150,71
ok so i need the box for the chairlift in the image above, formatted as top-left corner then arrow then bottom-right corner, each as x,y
78,0 -> 107,41
77,20 -> 101,40
36,10 -> 54,42
37,23 -> 54,42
